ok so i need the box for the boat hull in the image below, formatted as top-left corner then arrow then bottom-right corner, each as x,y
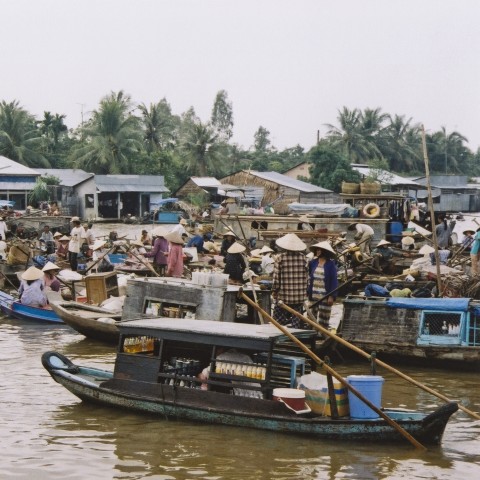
42,352 -> 457,445
50,301 -> 121,343
0,291 -> 62,323
339,297 -> 480,370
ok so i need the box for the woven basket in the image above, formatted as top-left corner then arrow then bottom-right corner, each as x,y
360,182 -> 381,194
341,182 -> 360,194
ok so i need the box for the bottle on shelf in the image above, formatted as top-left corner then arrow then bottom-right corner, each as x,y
442,321 -> 448,335
423,322 -> 430,335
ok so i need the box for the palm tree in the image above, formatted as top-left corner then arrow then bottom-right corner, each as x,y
427,127 -> 468,174
138,100 -> 178,152
0,100 -> 50,167
70,91 -> 142,173
326,107 -> 374,163
181,121 -> 221,176
382,115 -> 422,172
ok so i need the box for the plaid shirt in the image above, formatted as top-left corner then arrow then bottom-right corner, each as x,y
272,251 -> 308,304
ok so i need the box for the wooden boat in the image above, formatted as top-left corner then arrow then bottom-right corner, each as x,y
0,290 -> 62,323
42,318 -> 458,445
49,301 -> 122,343
339,296 -> 480,370
49,277 -> 272,344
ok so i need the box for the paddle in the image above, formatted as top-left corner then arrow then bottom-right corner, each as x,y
119,244 -> 160,277
279,302 -> 480,421
239,291 -> 427,450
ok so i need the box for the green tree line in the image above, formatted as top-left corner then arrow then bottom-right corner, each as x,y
1,93 -> 478,193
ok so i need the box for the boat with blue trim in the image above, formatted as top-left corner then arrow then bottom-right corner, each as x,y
42,317 -> 458,445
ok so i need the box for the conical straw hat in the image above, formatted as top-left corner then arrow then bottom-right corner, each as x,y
276,233 -> 307,252
42,261 -> 60,272
419,244 -> 435,255
376,240 -> 391,247
227,242 -> 246,254
92,240 -> 106,251
59,235 -> 70,242
259,245 -> 273,254
53,232 -> 62,238
164,231 -> 185,244
152,226 -> 167,237
21,266 -> 44,281
309,241 -> 336,256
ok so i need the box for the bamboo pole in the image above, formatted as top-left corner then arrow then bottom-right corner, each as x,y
238,291 -> 427,450
421,125 -> 442,296
279,302 -> 480,421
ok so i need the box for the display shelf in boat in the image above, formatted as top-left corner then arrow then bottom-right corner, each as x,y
42,318 -> 458,445
339,295 -> 480,370
0,290 -> 62,323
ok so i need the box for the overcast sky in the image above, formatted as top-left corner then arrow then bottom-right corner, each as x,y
1,0 -> 479,152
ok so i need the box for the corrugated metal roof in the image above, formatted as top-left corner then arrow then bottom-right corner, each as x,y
248,171 -> 332,193
191,177 -> 222,188
351,164 -> 420,186
95,174 -> 168,193
35,168 -> 93,187
0,156 -> 40,176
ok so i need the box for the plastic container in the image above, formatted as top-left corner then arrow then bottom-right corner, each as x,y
387,221 -> 403,243
346,375 -> 384,419
272,388 -> 307,412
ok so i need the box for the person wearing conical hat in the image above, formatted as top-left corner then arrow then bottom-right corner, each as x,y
143,229 -> 169,275
258,245 -> 275,276
371,238 -> 408,274
223,242 -> 247,284
220,228 -> 237,257
42,261 -> 61,292
461,229 -> 475,252
18,266 -> 48,308
164,230 -> 185,278
307,241 -> 338,328
56,235 -> 70,261
272,233 -> 308,329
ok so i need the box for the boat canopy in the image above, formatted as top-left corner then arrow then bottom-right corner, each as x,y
386,297 -> 470,311
288,203 -> 349,215
149,198 -> 179,208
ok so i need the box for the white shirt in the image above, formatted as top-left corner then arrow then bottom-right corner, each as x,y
171,223 -> 187,236
69,226 -> 84,253
356,224 -> 374,236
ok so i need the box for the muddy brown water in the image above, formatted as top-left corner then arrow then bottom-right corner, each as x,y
1,223 -> 479,479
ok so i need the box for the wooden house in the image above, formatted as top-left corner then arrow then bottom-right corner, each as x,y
219,170 -> 333,214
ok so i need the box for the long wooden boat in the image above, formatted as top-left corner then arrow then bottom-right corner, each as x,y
49,301 -> 122,343
0,290 -> 62,323
339,296 -> 480,370
42,318 -> 458,445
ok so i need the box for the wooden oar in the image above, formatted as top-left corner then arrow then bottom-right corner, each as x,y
239,291 -> 427,450
119,244 -> 160,277
279,302 -> 480,421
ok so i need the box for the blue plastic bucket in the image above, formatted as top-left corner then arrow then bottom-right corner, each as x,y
346,375 -> 384,419
387,221 -> 403,243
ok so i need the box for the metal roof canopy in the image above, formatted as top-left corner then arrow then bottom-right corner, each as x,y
35,168 -> 93,187
247,171 -> 332,193
95,174 -> 168,193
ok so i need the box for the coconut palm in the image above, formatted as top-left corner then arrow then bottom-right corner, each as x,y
181,121 -> 222,176
381,114 -> 422,172
138,99 -> 178,153
0,100 -> 50,167
70,91 -> 142,173
326,107 -> 377,163
427,127 -> 468,174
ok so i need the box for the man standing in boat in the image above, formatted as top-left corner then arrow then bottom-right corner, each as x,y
271,233 -> 308,329
348,222 -> 374,256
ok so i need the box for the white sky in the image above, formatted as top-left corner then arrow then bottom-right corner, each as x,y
1,0 -> 479,152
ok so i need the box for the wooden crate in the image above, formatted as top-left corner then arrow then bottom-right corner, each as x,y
85,272 -> 119,305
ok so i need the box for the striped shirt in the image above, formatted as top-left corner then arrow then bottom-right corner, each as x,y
272,251 -> 308,304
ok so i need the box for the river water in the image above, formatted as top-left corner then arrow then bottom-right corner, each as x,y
1,222 -> 480,479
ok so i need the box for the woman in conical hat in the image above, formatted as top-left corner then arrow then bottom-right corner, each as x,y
18,266 -> 48,307
165,230 -> 185,278
42,262 -> 61,292
220,228 -> 237,257
223,242 -> 247,284
307,241 -> 338,328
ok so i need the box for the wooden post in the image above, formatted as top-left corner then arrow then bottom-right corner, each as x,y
421,126 -> 442,296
